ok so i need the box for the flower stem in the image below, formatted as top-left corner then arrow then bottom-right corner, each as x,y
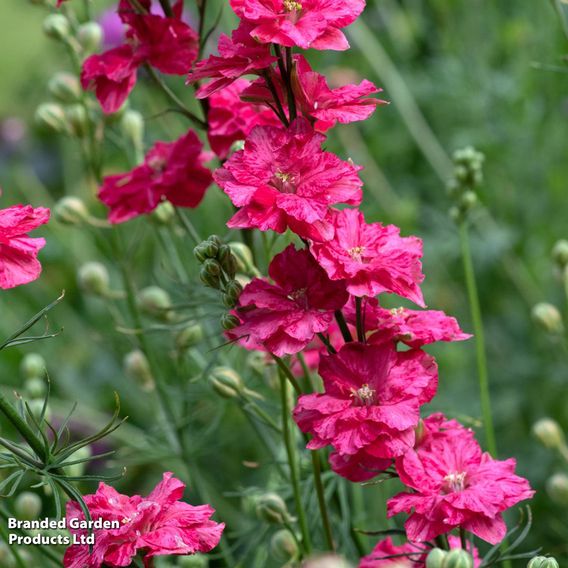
278,370 -> 312,555
355,297 -> 366,343
335,310 -> 354,343
272,355 -> 303,395
459,222 -> 497,456
310,450 -> 335,551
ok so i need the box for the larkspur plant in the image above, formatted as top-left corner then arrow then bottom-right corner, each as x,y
0,0 -> 564,567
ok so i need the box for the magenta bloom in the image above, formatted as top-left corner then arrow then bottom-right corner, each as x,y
99,130 -> 212,223
207,79 -> 280,159
329,448 -> 390,483
310,209 -> 425,303
293,56 -> 387,131
0,205 -> 50,289
188,21 -> 275,99
214,118 -> 363,240
82,1 -> 198,113
388,420 -> 534,545
359,536 -> 480,567
231,245 -> 348,356
293,343 -> 437,458
343,297 -> 471,348
230,0 -> 365,50
64,472 -> 224,568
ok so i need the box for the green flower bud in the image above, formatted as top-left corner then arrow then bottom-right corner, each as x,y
546,472 -> 568,505
532,418 -> 565,450
175,323 -> 203,351
20,353 -> 46,379
77,22 -> 103,54
204,241 -> 220,259
35,102 -> 68,134
124,349 -> 155,392
137,286 -> 172,321
425,548 -> 447,568
200,267 -> 220,289
531,303 -> 564,334
230,140 -> 245,153
460,190 -> 478,210
48,72 -> 81,104
255,493 -> 291,525
552,239 -> 568,270
120,110 -> 144,149
221,314 -> 240,330
270,529 -> 298,563
222,293 -> 237,309
43,14 -> 71,41
65,445 -> 92,478
229,242 -> 257,275
15,492 -> 42,520
209,367 -> 244,399
152,202 -> 175,225
443,549 -> 473,568
78,262 -> 110,296
203,259 -> 222,277
303,554 -> 353,568
194,243 -> 209,263
527,557 -> 560,568
226,279 -> 243,300
66,104 -> 90,138
25,377 -> 47,399
218,245 -> 237,278
53,196 -> 89,226
178,555 -> 209,567
207,235 -> 222,248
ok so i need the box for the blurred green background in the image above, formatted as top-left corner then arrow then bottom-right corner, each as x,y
1,0 -> 568,565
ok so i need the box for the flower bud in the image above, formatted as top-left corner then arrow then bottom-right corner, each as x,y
78,262 -> 110,296
203,259 -> 222,277
15,492 -> 42,520
53,196 -> 89,226
552,239 -> 568,270
532,418 -> 565,450
207,235 -> 222,248
443,549 -> 473,568
426,548 -> 447,568
221,314 -> 240,330
218,245 -> 237,278
302,554 -> 353,568
35,102 -> 68,134
124,349 -> 155,392
270,529 -> 298,562
77,22 -> 103,54
255,493 -> 291,525
66,104 -> 90,138
20,353 -> 46,379
527,557 -> 560,568
175,323 -> 203,351
43,14 -> 71,41
531,303 -> 564,334
48,72 -> 81,104
120,110 -> 144,149
546,472 -> 568,505
229,242 -> 257,275
25,377 -> 47,400
222,293 -> 237,309
137,286 -> 172,321
209,367 -> 244,399
200,267 -> 220,289
193,242 -> 211,263
460,190 -> 478,211
152,202 -> 175,225
65,445 -> 92,478
178,555 -> 209,567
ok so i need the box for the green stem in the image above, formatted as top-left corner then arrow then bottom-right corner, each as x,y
174,207 -> 202,246
317,332 -> 337,355
335,310 -> 354,343
242,399 -> 282,434
278,371 -> 312,556
272,355 -> 303,395
310,450 -> 335,551
459,222 -> 497,456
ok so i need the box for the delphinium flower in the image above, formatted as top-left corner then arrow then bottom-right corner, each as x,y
82,0 -> 199,113
293,343 -> 437,461
310,208 -> 425,304
387,418 -> 534,544
214,118 -> 363,240
99,130 -> 212,223
229,0 -> 366,50
230,245 -> 349,356
64,472 -> 224,568
0,204 -> 50,289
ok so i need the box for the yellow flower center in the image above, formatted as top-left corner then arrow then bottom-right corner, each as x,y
351,384 -> 376,406
348,246 -> 366,262
443,471 -> 467,493
284,0 -> 302,12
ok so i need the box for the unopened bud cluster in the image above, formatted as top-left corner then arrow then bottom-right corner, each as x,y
426,548 -> 473,568
447,146 -> 485,223
527,556 -> 560,568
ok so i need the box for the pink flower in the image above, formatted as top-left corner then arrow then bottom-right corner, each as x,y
293,343 -> 437,458
0,205 -> 50,289
387,420 -> 534,545
214,118 -> 363,240
343,297 -> 471,348
329,448 -> 390,482
310,209 -> 425,303
207,79 -> 280,159
82,1 -> 198,113
64,472 -> 224,568
99,130 -> 212,223
359,536 -> 481,567
188,21 -> 275,99
231,245 -> 348,356
293,56 -> 387,131
230,0 -> 366,51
